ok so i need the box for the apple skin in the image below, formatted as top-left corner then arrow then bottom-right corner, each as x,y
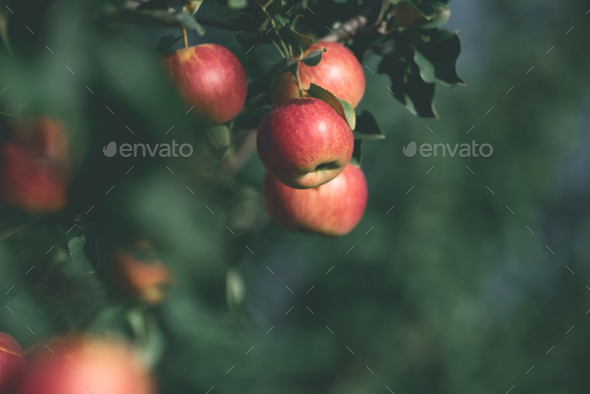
0,118 -> 69,213
16,336 -> 154,394
257,97 -> 354,189
264,164 -> 368,236
113,240 -> 172,305
162,43 -> 248,124
0,332 -> 26,393
270,41 -> 366,108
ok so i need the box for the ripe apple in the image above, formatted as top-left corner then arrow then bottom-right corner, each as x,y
264,164 -> 368,236
113,240 -> 171,305
162,43 -> 248,124
16,336 -> 154,394
257,97 -> 354,189
0,332 -> 26,393
270,41 -> 366,108
0,117 -> 70,213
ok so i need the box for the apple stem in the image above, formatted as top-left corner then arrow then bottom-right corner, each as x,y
295,70 -> 303,98
181,27 -> 188,48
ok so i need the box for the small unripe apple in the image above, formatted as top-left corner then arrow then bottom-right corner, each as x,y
162,43 -> 248,124
113,240 -> 171,305
16,336 -> 154,394
264,164 -> 368,236
0,117 -> 70,213
257,97 -> 354,189
0,332 -> 26,393
270,41 -> 366,108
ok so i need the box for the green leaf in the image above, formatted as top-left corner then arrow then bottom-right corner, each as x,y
283,27 -> 315,47
306,84 -> 356,130
378,54 -> 438,118
337,98 -> 356,131
274,14 -> 290,27
156,35 -> 182,52
301,49 -> 324,66
226,269 -> 246,309
353,111 -> 386,140
284,14 -> 315,47
206,125 -> 231,159
350,139 -> 363,167
414,30 -> 465,87
177,11 -> 205,35
228,0 -> 249,9
68,236 -> 96,273
420,3 -> 451,29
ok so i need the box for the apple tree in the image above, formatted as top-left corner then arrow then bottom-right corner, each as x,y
0,0 -> 463,392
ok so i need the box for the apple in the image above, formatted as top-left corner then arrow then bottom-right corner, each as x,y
16,336 -> 154,394
257,97 -> 354,189
0,332 -> 26,393
270,41 -> 366,108
162,43 -> 248,124
264,164 -> 368,236
113,240 -> 171,305
0,117 -> 70,213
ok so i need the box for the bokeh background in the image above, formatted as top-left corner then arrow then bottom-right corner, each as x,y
1,0 -> 590,393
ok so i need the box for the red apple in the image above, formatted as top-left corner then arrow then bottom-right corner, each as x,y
257,97 -> 354,189
0,332 -> 26,393
264,164 -> 368,236
0,117 -> 70,213
113,240 -> 171,305
162,43 -> 248,124
16,336 -> 154,394
270,41 -> 366,108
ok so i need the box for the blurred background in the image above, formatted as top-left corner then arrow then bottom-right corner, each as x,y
1,0 -> 590,393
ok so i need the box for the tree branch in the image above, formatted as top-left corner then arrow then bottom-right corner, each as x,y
321,15 -> 368,43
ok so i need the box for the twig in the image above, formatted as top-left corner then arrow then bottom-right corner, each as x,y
0,225 -> 27,242
321,15 -> 369,43
221,129 -> 257,177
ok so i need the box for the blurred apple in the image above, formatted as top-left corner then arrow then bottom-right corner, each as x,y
270,41 -> 366,108
0,117 -> 70,213
162,43 -> 248,124
113,240 -> 171,305
0,332 -> 25,393
264,164 -> 368,236
16,336 -> 154,394
257,97 -> 354,189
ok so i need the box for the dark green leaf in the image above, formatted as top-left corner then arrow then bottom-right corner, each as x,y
274,14 -> 290,27
206,125 -> 231,159
301,49 -> 325,67
68,236 -> 96,273
157,35 -> 182,52
353,111 -> 386,139
283,27 -> 315,47
306,84 -> 356,130
350,139 -> 363,167
414,30 -> 465,87
378,54 -> 438,118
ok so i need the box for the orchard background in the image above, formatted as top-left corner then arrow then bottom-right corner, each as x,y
1,0 -> 590,393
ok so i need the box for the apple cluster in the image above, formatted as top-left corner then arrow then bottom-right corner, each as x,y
161,40 -> 368,237
258,42 -> 368,237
